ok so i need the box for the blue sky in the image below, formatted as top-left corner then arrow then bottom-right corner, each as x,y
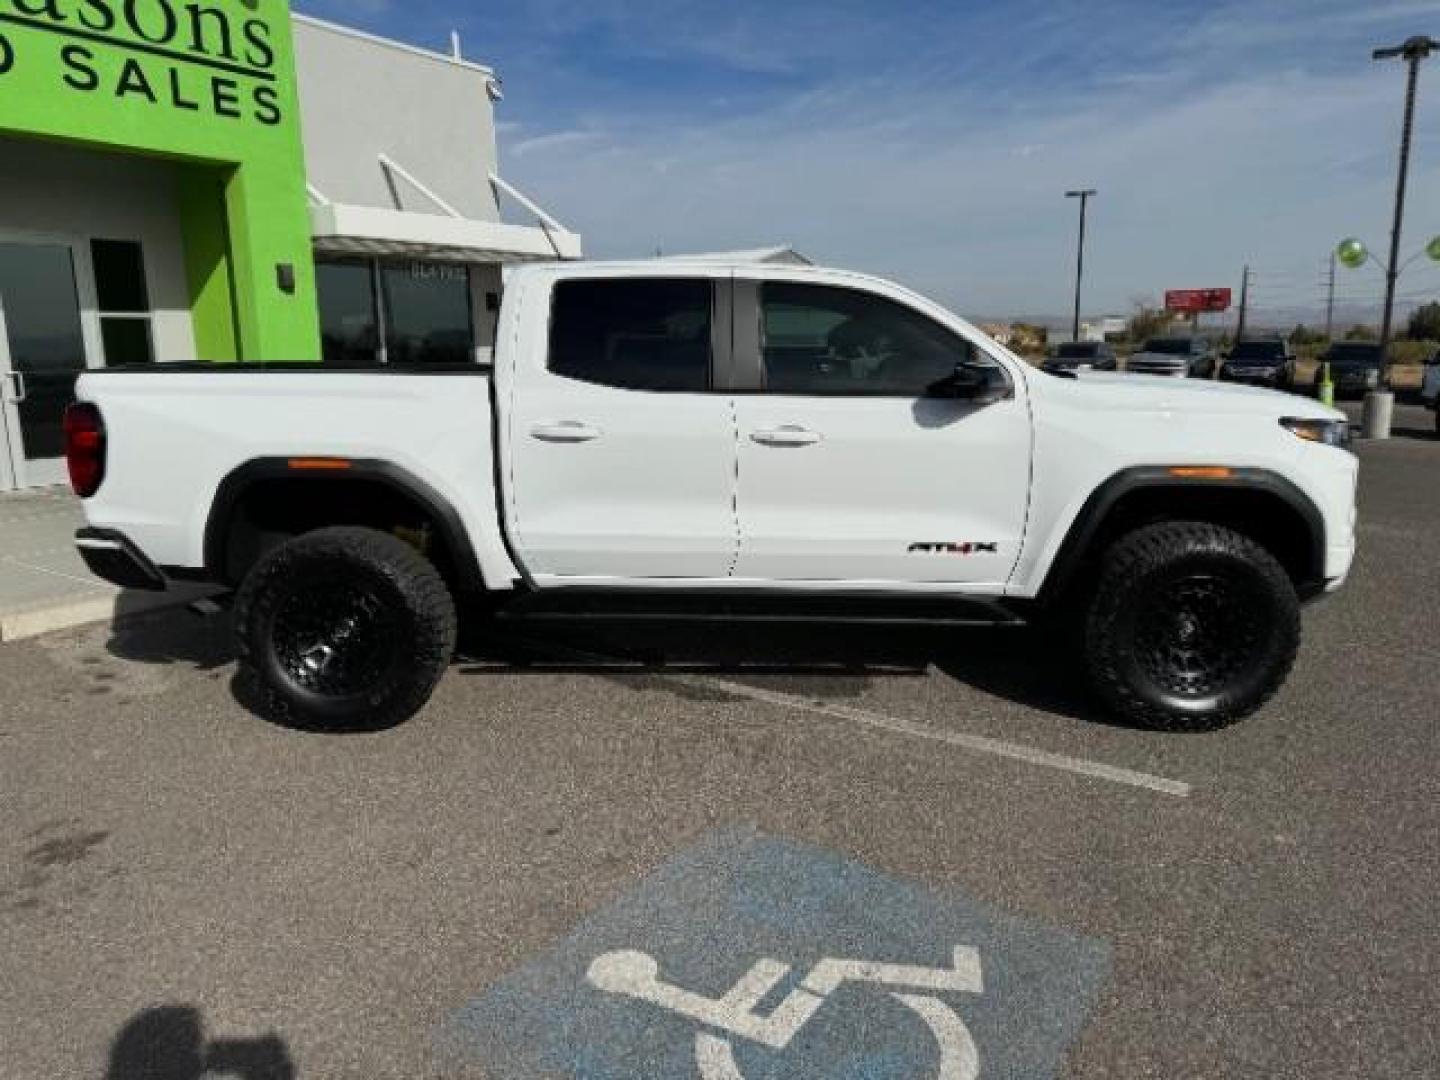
294,0 -> 1440,322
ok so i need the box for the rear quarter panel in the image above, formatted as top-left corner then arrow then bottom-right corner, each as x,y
75,371 -> 521,587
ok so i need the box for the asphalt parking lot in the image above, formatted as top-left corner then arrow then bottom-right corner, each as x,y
1,404 -> 1436,1080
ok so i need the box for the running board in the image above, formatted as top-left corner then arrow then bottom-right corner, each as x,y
489,591 -> 1029,628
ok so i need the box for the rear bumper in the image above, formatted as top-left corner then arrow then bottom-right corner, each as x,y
74,529 -> 167,592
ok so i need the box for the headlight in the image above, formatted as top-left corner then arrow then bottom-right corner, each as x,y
1281,417 -> 1351,448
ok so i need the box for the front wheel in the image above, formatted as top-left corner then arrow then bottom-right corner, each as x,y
235,527 -> 458,731
1084,522 -> 1300,731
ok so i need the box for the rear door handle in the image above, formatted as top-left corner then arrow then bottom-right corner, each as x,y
752,426 -> 823,448
531,421 -> 602,444
2,372 -> 24,403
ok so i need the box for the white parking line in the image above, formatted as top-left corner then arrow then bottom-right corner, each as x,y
485,634 -> 1194,799
677,673 -> 1193,799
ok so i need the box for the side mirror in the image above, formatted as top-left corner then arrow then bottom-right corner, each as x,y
926,360 -> 1011,404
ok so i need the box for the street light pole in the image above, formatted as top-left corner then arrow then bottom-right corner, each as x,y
1066,189 -> 1097,343
1367,35 -> 1437,438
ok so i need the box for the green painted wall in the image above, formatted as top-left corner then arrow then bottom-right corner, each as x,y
0,0 -> 319,361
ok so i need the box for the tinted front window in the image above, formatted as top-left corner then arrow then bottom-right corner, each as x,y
761,283 -> 974,396
1328,346 -> 1382,367
1143,339 -> 1192,355
1230,342 -> 1286,361
549,279 -> 713,392
1056,343 -> 1100,359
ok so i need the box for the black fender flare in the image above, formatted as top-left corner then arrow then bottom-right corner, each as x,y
203,458 -> 487,593
1037,466 -> 1328,605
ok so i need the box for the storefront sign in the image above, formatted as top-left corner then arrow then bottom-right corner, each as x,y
0,0 -> 283,124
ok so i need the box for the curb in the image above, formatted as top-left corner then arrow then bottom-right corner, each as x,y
0,584 -> 224,644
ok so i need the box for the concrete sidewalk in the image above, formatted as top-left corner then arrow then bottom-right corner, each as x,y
0,487 -> 214,643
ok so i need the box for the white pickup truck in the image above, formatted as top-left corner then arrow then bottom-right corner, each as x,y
65,260 -> 1359,732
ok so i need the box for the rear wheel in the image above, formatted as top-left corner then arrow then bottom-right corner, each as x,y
235,527 -> 457,731
1084,522 -> 1300,731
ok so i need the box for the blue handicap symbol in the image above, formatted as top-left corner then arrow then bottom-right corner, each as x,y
436,829 -> 1110,1079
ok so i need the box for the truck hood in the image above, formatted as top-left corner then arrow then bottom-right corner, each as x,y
1127,351 -> 1189,366
1036,369 -> 1344,421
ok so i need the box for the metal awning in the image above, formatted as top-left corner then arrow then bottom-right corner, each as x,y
311,204 -> 582,263
308,161 -> 583,264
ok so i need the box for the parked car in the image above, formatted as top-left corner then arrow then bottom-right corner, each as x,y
66,259 -> 1357,734
1314,342 -> 1384,400
1422,349 -> 1439,433
1220,339 -> 1297,392
1127,337 -> 1217,379
1044,341 -> 1119,373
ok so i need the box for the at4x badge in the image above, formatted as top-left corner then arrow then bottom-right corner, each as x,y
908,542 -> 1000,556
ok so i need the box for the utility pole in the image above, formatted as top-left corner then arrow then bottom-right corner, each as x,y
1235,265 -> 1252,342
1367,35 -> 1437,437
1324,252 -> 1337,340
1066,189 -> 1097,342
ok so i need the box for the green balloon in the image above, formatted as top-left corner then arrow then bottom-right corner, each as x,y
1427,236 -> 1440,262
1337,238 -> 1369,269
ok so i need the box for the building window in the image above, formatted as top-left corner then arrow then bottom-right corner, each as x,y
316,257 -> 475,367
382,262 -> 474,365
91,240 -> 155,366
317,259 -> 381,367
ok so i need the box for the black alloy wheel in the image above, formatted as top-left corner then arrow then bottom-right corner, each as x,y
1084,522 -> 1301,731
236,527 -> 457,731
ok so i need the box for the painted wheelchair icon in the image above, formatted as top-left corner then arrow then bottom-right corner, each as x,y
588,945 -> 985,1079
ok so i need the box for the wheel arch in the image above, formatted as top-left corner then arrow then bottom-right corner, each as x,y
204,458 -> 486,595
1038,466 -> 1327,608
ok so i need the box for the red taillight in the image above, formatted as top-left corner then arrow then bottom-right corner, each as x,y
64,403 -> 106,498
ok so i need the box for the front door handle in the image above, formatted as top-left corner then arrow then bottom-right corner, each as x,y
2,372 -> 24,404
752,426 -> 823,448
531,421 -> 602,444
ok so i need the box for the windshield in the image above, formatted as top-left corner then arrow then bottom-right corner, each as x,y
1141,339 -> 1193,355
1229,341 -> 1286,362
1327,344 -> 1383,367
1054,343 -> 1101,359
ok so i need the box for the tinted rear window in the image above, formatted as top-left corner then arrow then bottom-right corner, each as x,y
1055,343 -> 1101,359
549,279 -> 713,392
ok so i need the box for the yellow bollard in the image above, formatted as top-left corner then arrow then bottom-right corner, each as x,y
1319,362 -> 1335,407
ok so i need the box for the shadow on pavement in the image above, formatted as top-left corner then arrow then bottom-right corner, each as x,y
106,1006 -> 294,1080
104,595 -> 234,673
100,603 -> 1117,731
457,617 -> 1119,726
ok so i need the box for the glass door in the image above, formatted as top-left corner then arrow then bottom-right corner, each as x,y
0,239 -> 97,490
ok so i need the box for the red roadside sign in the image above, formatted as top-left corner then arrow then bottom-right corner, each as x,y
1165,288 -> 1233,314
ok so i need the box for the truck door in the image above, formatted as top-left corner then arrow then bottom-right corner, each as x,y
504,274 -> 739,582
730,279 -> 1032,587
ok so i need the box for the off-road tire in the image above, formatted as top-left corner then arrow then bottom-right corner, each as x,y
1084,521 -> 1300,732
235,527 -> 457,731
